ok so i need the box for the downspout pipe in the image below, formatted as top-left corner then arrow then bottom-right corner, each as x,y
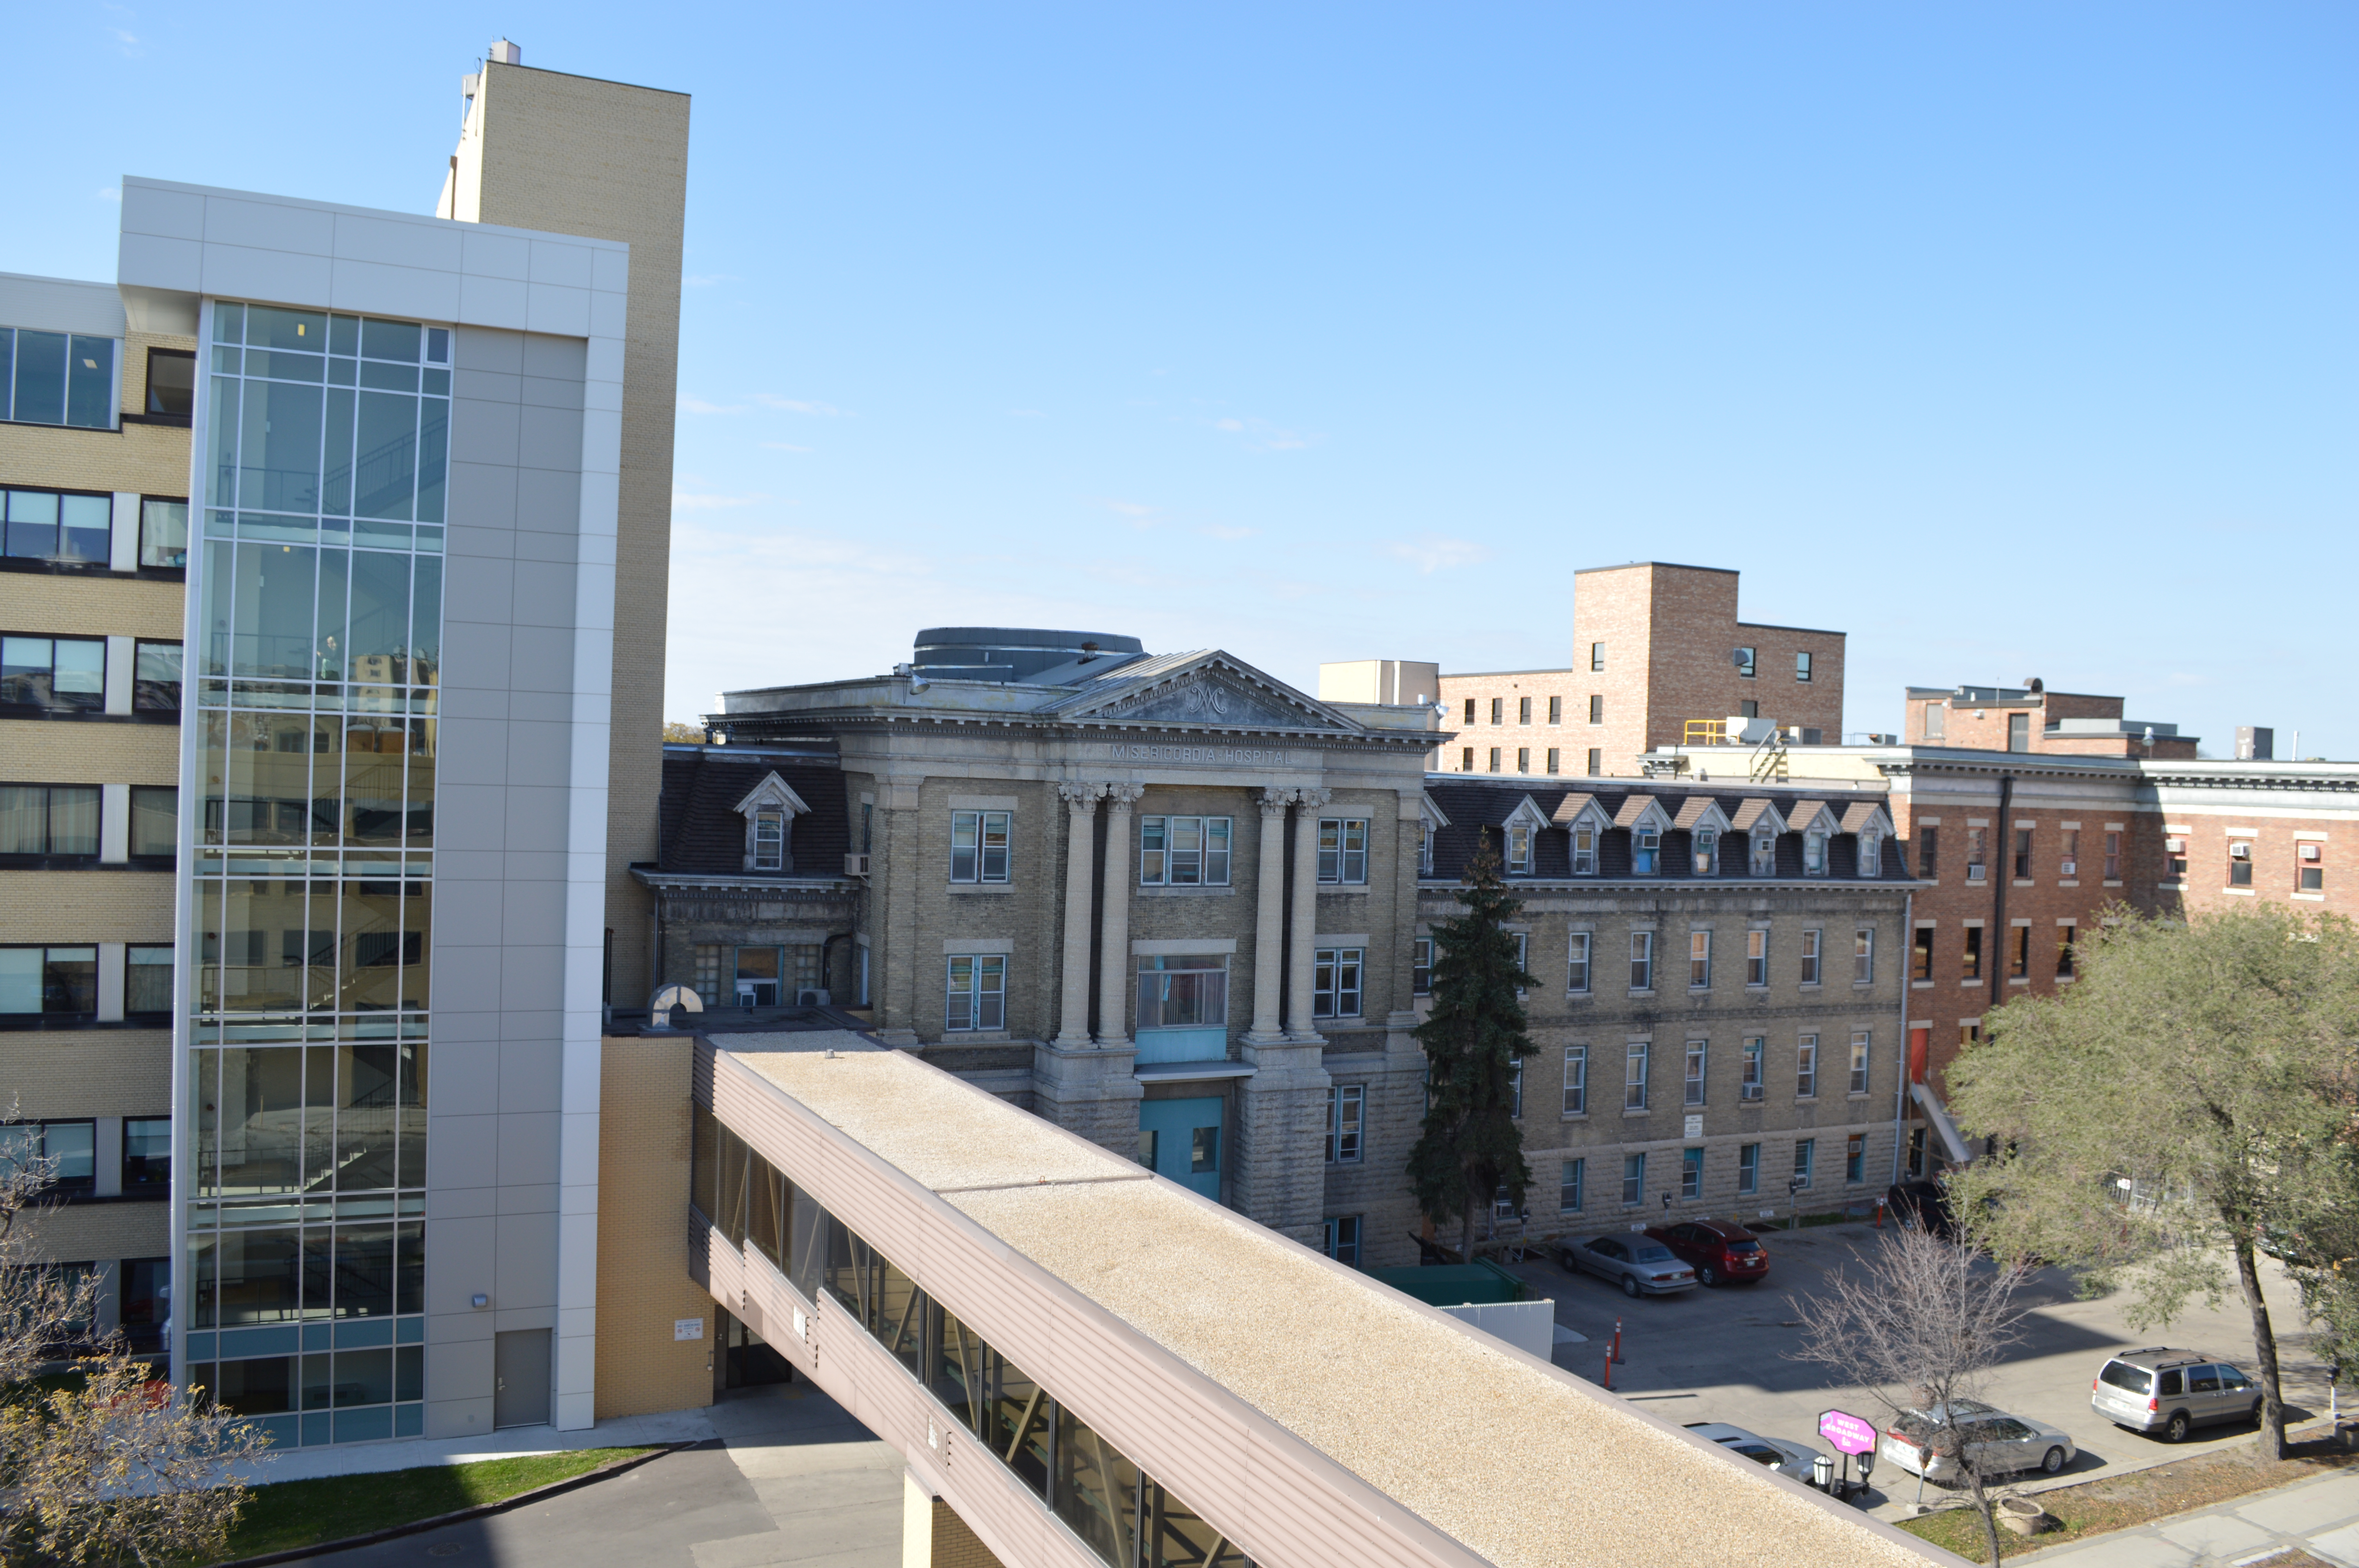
1988,774 -> 2014,1011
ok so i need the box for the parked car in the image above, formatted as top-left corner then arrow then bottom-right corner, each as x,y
1878,1400 -> 2076,1483
1885,1179 -> 1958,1240
1557,1234 -> 1697,1298
2092,1347 -> 2264,1443
1647,1220 -> 1770,1286
1682,1421 -> 1824,1483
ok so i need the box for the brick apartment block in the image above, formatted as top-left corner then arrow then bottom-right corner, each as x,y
1435,562 -> 1845,781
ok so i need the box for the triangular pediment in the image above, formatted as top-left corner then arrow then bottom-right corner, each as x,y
733,771 -> 813,818
1053,653 -> 1363,733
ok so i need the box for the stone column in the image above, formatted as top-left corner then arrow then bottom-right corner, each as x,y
1096,784 -> 1143,1047
1286,788 -> 1332,1041
1053,783 -> 1101,1047
1244,789 -> 1292,1044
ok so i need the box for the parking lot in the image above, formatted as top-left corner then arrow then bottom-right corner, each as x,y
1507,1220 -> 2332,1517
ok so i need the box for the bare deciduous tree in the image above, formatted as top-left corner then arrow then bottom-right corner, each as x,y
1788,1226 -> 2034,1568
0,1118 -> 269,1564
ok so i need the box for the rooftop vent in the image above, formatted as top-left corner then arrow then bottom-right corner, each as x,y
488,38 -> 522,64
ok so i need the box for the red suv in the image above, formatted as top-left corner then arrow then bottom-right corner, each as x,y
1645,1220 -> 1770,1287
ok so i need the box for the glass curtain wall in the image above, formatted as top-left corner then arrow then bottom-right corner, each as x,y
692,1106 -> 1256,1568
183,302 -> 449,1446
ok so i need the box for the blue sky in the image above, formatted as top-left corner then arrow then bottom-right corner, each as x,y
16,4 -> 2355,753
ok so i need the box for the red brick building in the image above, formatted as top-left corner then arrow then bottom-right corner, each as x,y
1436,563 -> 1846,780
1903,681 -> 2199,759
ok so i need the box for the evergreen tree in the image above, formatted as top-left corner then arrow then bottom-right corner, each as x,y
1407,829 -> 1539,1263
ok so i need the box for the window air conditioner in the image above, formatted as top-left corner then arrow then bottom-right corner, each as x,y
845,853 -> 871,877
2059,859 -> 2076,876
796,988 -> 831,1007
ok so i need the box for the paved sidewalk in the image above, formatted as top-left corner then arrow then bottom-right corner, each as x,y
2007,1467 -> 2359,1566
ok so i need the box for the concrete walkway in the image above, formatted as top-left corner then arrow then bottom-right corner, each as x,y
2008,1467 -> 2359,1567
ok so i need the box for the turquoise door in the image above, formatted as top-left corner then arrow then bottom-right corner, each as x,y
1138,1097 -> 1223,1199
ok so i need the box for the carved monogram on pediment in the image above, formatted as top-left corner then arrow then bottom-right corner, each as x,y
1097,672 -> 1306,728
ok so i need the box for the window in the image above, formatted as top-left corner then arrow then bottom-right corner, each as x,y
1689,828 -> 1717,877
1750,830 -> 1775,876
1628,931 -> 1653,992
1548,695 -> 1563,724
1796,651 -> 1813,682
1689,930 -> 1711,989
1322,1215 -> 1361,1265
1460,746 -> 1474,772
4,489 -> 111,564
1923,702 -> 1946,740
1313,948 -> 1363,1018
751,808 -> 785,870
139,497 -> 189,569
1506,824 -> 1532,873
2299,842 -> 2324,892
1793,1139 -> 1815,1189
1136,954 -> 1227,1032
1738,1143 -> 1760,1195
1854,927 -> 1874,984
1562,1045 -> 1587,1115
1799,929 -> 1821,985
133,639 -> 182,711
2,330 -> 116,429
1560,1158 -> 1584,1211
1966,826 -> 1988,882
1140,815 -> 1232,886
2012,828 -> 2033,880
124,1116 -> 172,1187
1490,698 -> 1503,725
2009,925 -> 2030,979
1741,1037 -> 1763,1102
1,635 -> 104,709
1512,932 -> 1529,999
1803,831 -> 1827,877
2105,831 -> 2123,880
1962,926 -> 1984,981
1417,820 -> 1433,875
1796,1035 -> 1818,1098
944,955 -> 1006,1031
0,785 -> 99,857
1683,1039 -> 1706,1106
1590,642 -> 1605,672
2007,712 -> 2030,752
1326,1085 -> 1363,1164
1567,932 -> 1591,993
1846,1133 -> 1866,1185
1545,748 -> 1559,774
1624,1040 -> 1650,1110
1317,818 -> 1368,884
145,347 -> 195,417
2061,828 -> 2080,877
1911,926 -> 1932,982
692,944 -> 723,1007
1518,696 -> 1532,725
1462,697 -> 1476,726
1735,646 -> 1756,679
1633,827 -> 1661,875
1857,830 -> 1881,876
1571,826 -> 1598,876
1587,695 -> 1603,725
948,810 -> 1009,883
0,1120 -> 96,1189
1739,699 -> 1759,719
1585,748 -> 1602,776
1681,1147 -> 1705,1200
2166,837 -> 2187,879
1487,748 -> 1501,774
1509,1058 -> 1524,1118
1917,826 -> 1939,878
1849,1031 -> 1870,1094
1516,748 -> 1530,775
2056,925 -> 2077,978
0,947 -> 96,1015
2228,841 -> 2253,887
1745,929 -> 1767,986
125,945 -> 173,1013
1412,937 -> 1432,996
1621,1153 -> 1646,1206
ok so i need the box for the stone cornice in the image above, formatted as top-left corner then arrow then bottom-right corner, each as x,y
632,869 -> 856,895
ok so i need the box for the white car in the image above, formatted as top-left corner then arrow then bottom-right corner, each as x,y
1683,1421 -> 1826,1483
1878,1400 -> 2077,1483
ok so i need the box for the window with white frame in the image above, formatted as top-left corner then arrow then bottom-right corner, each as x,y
1136,954 -> 1227,1031
1681,1147 -> 1704,1200
1411,937 -> 1432,996
1326,1084 -> 1364,1164
1746,928 -> 1767,986
1625,1040 -> 1649,1110
1800,928 -> 1821,985
1856,829 -> 1880,876
1688,930 -> 1711,989
1512,931 -> 1528,998
1804,830 -> 1828,877
2228,839 -> 2253,887
1507,824 -> 1532,873
1139,815 -> 1232,885
1793,1139 -> 1815,1189
1313,947 -> 1363,1018
1560,1158 -> 1584,1211
1849,1030 -> 1871,1094
1854,927 -> 1875,984
1741,1036 -> 1764,1102
1417,820 -> 1434,875
1683,1039 -> 1706,1106
1563,1044 -> 1587,1115
1318,818 -> 1368,884
1750,829 -> 1776,876
2300,841 -> 2324,892
1567,931 -> 1591,994
1322,1215 -> 1361,1265
1572,825 -> 1598,875
1796,1034 -> 1818,1098
1632,826 -> 1661,875
1628,930 -> 1653,992
1509,1057 -> 1524,1119
751,808 -> 785,871
1622,1152 -> 1646,1205
1692,827 -> 1718,876
1738,1143 -> 1760,1194
944,955 -> 1005,1031
949,810 -> 1010,883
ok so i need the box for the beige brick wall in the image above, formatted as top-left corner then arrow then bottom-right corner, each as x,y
0,570 -> 185,642
0,329 -> 194,498
0,869 -> 172,944
3,1028 -> 171,1122
594,1034 -> 716,1420
0,717 -> 179,785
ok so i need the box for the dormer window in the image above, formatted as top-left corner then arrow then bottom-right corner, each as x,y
1856,831 -> 1880,878
1633,828 -> 1661,875
1507,825 -> 1532,874
733,771 -> 813,875
1804,831 -> 1828,878
1692,829 -> 1717,877
1418,820 -> 1434,875
1572,826 -> 1598,875
1750,831 -> 1775,876
752,808 -> 785,871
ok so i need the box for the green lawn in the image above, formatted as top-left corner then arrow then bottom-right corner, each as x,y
203,1446 -> 652,1563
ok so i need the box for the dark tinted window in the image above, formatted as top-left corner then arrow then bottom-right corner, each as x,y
146,349 -> 195,416
2188,1367 -> 2221,1394
2158,1369 -> 2183,1396
2099,1361 -> 2152,1394
1726,1238 -> 1762,1255
1633,1244 -> 1675,1263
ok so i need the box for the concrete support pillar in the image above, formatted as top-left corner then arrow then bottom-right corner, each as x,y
1096,784 -> 1142,1047
1245,788 -> 1291,1044
903,1471 -> 1009,1568
1286,788 -> 1331,1040
1054,782 -> 1101,1047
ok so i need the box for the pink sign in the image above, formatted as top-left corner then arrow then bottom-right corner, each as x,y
1819,1409 -> 1877,1455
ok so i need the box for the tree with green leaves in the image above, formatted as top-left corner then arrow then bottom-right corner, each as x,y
1407,830 -> 1539,1264
1947,905 -> 2359,1461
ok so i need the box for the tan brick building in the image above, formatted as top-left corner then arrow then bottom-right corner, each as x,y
1436,562 -> 1846,780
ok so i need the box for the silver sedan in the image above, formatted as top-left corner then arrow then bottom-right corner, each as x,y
1558,1234 -> 1697,1297
1683,1421 -> 1826,1483
1878,1401 -> 2078,1483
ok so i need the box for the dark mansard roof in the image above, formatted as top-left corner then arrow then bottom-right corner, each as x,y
654,743 -> 849,880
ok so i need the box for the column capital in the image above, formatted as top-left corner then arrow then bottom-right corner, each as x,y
1294,786 -> 1334,811
1103,782 -> 1146,808
1256,788 -> 1292,817
1058,780 -> 1105,812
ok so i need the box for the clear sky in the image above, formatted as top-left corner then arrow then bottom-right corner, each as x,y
15,4 -> 2354,754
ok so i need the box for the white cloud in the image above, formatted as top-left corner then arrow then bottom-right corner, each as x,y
1213,417 -> 1244,433
752,394 -> 842,416
679,397 -> 744,415
96,187 -> 121,203
1384,534 -> 1494,575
